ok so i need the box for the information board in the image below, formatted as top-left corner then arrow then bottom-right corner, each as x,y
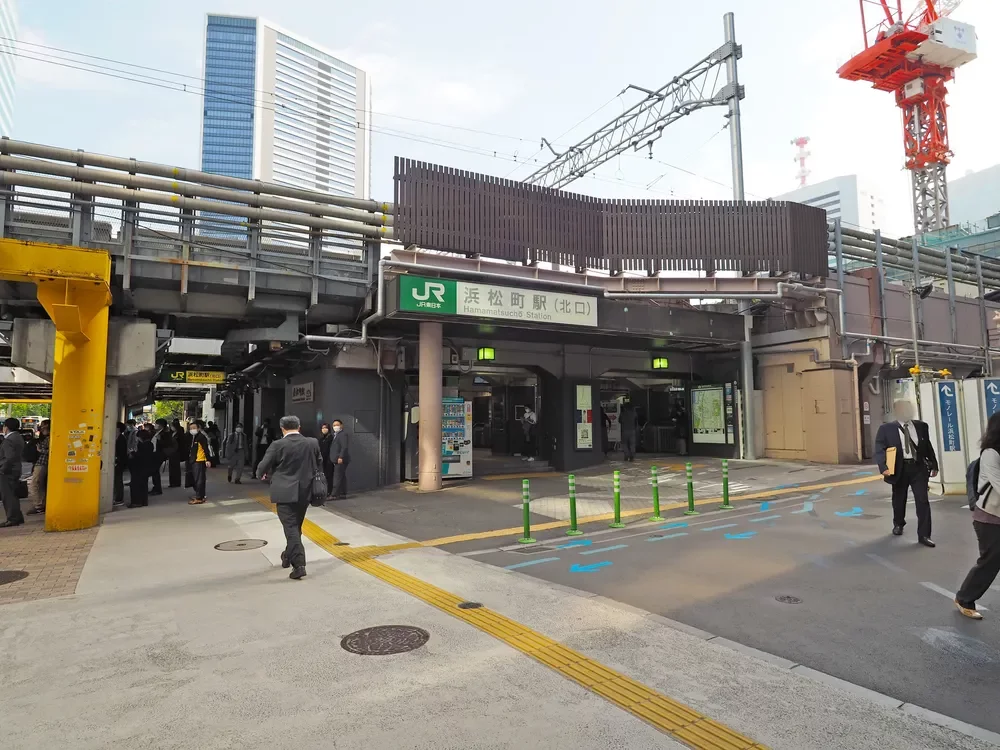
692,386 -> 726,445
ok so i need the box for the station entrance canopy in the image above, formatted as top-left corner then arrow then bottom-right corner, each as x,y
393,158 -> 829,278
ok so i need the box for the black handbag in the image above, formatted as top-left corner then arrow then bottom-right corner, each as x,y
310,447 -> 327,506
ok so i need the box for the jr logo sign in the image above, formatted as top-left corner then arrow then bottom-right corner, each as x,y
400,276 -> 457,314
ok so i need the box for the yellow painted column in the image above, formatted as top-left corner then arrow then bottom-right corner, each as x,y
36,278 -> 110,531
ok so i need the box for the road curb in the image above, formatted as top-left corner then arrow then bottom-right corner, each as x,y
503,568 -> 1000,747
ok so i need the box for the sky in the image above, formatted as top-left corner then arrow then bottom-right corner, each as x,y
12,0 -> 1000,237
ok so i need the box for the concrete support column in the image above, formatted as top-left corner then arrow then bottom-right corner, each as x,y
418,321 -> 443,492
99,377 -> 119,516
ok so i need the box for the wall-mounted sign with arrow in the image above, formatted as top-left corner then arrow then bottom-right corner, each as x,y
985,379 -> 1000,419
936,381 -> 962,453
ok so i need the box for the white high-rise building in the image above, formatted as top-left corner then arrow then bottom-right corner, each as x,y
199,15 -> 371,199
948,165 -> 1000,227
0,0 -> 18,137
773,175 -> 884,232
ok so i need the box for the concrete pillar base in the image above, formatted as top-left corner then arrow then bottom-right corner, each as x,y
418,321 -> 443,492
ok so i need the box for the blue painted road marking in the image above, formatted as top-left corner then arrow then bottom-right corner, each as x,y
835,507 -> 864,518
822,488 -> 832,493
749,514 -> 781,523
570,561 -> 612,573
724,531 -> 757,540
580,544 -> 628,556
659,522 -> 689,531
647,532 -> 689,542
702,523 -> 738,532
556,539 -> 592,549
854,489 -> 868,496
808,494 -> 821,501
760,501 -> 771,511
854,470 -> 875,477
791,501 -> 814,514
505,557 -> 560,570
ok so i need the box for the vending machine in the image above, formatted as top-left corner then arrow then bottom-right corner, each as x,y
442,397 -> 473,478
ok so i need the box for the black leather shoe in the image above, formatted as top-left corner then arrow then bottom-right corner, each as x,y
0,520 -> 23,528
289,566 -> 307,580
281,551 -> 290,569
892,525 -> 903,536
919,537 -> 936,548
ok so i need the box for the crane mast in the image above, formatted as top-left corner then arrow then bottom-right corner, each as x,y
838,0 -> 976,234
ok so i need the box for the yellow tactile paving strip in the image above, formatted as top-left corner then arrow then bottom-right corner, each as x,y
253,495 -> 766,749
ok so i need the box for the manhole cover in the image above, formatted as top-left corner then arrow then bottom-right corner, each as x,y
0,570 -> 28,586
775,595 -> 803,605
214,539 -> 268,551
341,625 -> 430,656
380,507 -> 416,515
457,601 -> 483,609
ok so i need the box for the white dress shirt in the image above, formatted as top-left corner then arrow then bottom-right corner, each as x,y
898,421 -> 919,460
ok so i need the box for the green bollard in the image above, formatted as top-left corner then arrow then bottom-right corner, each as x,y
518,478 -> 536,544
566,474 -> 583,536
684,461 -> 699,516
649,465 -> 664,521
610,469 -> 625,528
719,459 -> 735,510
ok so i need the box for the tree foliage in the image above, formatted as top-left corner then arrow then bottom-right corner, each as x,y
152,400 -> 184,421
0,403 -> 51,419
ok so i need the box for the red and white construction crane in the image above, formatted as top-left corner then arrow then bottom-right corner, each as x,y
837,1 -> 977,233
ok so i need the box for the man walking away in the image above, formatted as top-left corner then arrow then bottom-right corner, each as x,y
26,419 -> 49,516
256,415 -> 322,580
956,412 -> 1000,619
168,419 -> 184,488
187,422 -> 212,505
224,422 -> 247,484
874,400 -> 939,547
0,417 -> 24,527
113,422 -> 127,508
330,419 -> 350,500
125,419 -> 139,460
620,402 -> 638,462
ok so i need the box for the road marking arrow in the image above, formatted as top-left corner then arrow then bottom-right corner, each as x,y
659,521 -> 689,530
724,531 -> 757,540
557,539 -> 592,549
570,561 -> 613,573
835,507 -> 864,517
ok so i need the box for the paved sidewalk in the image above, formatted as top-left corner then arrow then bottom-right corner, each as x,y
0,473 -> 992,749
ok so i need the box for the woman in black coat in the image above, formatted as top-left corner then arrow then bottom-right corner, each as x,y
130,430 -> 156,507
168,419 -> 184,488
318,423 -> 335,498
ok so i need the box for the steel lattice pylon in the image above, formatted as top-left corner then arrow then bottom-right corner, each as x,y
524,36 -> 744,190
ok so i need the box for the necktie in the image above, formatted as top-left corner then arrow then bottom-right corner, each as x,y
901,421 -> 917,458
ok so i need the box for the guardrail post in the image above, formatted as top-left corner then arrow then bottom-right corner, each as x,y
566,474 -> 582,536
649,465 -> 664,521
719,459 -> 734,510
610,469 -> 625,528
518,478 -> 536,544
684,462 -> 699,516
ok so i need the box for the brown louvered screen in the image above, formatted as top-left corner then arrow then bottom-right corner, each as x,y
394,158 -> 828,277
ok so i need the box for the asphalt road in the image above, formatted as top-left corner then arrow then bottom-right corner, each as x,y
466,481 -> 1000,734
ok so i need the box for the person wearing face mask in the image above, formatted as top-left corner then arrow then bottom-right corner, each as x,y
318,423 -> 334,498
0,417 -> 24,527
329,419 -> 350,500
187,422 -> 212,505
26,420 -> 50,516
223,422 -> 247,484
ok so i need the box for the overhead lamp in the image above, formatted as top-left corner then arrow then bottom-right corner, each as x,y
477,347 -> 496,362
651,356 -> 669,370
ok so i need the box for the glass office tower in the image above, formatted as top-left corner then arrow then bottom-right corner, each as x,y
199,15 -> 371,198
0,0 -> 18,137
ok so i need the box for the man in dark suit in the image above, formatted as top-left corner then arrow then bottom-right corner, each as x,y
0,417 -> 24,527
256,415 -> 323,580
874,400 -> 939,547
330,419 -> 350,500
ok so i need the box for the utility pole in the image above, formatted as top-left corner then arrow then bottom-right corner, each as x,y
724,12 -> 756,460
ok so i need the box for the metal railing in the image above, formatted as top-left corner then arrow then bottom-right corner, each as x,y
0,138 -> 396,304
